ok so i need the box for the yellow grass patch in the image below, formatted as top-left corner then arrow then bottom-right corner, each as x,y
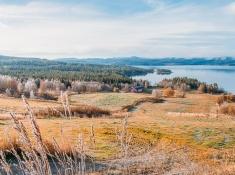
70,92 -> 150,111
0,92 -> 234,171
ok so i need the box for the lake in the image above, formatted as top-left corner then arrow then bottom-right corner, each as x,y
132,65 -> 235,93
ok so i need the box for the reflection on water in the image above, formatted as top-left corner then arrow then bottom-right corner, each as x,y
132,65 -> 235,93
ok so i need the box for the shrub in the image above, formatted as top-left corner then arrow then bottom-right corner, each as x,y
71,81 -> 103,93
17,82 -> 24,94
144,81 -> 150,88
198,83 -> 207,93
113,87 -> 120,92
34,105 -> 111,118
122,83 -> 130,92
24,79 -> 37,93
216,94 -> 235,106
30,90 -> 35,99
216,96 -> 225,106
207,83 -> 221,94
5,88 -> 12,97
177,83 -> 189,92
152,89 -> 162,98
101,84 -> 112,92
38,92 -> 58,101
163,87 -> 175,97
175,90 -> 186,98
227,94 -> 235,102
219,104 -> 235,116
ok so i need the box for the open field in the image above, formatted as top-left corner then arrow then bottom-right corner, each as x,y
70,92 -> 150,111
0,95 -> 60,113
0,92 -> 235,174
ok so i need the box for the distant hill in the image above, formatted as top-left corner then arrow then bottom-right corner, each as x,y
56,56 -> 235,66
0,55 -> 153,83
0,55 -> 55,66
1,54 -> 235,66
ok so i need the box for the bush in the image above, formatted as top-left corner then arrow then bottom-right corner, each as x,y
113,87 -> 120,93
216,96 -> 225,106
198,84 -> 207,93
175,90 -> 186,98
216,94 -> 235,106
122,83 -> 129,92
34,105 -> 110,118
152,89 -> 162,98
163,87 -> 175,97
5,88 -> 12,97
219,104 -> 235,116
177,83 -> 189,92
38,92 -> 58,101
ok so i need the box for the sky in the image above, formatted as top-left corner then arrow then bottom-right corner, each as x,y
0,0 -> 234,58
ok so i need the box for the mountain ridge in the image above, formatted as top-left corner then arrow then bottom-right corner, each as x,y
55,56 -> 235,66
1,54 -> 235,66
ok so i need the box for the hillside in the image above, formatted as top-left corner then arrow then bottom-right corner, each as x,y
56,56 -> 235,66
0,55 -> 153,83
1,54 -> 235,67
0,91 -> 235,174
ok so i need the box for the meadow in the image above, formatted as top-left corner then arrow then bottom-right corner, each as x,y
0,91 -> 234,174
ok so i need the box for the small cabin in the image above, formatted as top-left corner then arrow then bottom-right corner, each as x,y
131,86 -> 144,93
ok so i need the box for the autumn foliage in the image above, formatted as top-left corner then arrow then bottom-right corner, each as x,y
163,87 -> 175,97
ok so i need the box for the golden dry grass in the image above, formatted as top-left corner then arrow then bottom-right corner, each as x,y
70,92 -> 150,111
0,95 -> 60,114
0,92 -> 234,172
34,105 -> 111,118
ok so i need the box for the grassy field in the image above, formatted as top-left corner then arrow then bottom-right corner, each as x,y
0,92 -> 234,173
0,95 -> 60,113
70,92 -> 150,111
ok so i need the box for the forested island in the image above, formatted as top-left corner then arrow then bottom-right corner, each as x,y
156,69 -> 172,75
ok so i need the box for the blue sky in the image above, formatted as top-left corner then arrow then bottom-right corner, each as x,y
0,0 -> 234,58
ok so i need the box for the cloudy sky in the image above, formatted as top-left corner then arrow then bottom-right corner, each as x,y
0,0 -> 234,58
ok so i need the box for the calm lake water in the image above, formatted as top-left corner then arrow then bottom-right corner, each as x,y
132,65 -> 235,93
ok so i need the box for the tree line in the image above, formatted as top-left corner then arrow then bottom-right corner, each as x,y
0,57 -> 153,84
158,77 -> 224,94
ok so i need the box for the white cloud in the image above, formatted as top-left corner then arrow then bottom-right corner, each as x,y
0,1 -> 234,58
226,2 -> 235,15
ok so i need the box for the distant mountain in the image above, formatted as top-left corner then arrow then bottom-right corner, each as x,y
0,55 -> 44,62
56,56 -> 235,66
1,54 -> 235,66
0,55 -> 55,66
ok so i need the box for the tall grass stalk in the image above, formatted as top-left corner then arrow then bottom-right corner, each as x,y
0,96 -> 90,175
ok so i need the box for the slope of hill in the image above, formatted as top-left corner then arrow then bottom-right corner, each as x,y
0,55 -> 153,83
56,56 -> 235,66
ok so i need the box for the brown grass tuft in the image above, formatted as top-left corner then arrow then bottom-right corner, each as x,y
219,104 -> 235,116
120,97 -> 164,112
216,94 -> 235,106
34,105 -> 111,118
175,90 -> 186,98
163,87 -> 175,98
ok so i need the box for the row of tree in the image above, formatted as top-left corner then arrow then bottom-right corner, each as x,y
158,77 -> 224,94
0,57 -> 153,84
0,75 -> 151,99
